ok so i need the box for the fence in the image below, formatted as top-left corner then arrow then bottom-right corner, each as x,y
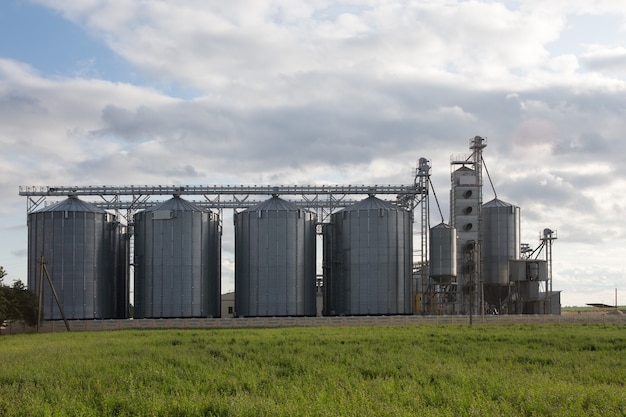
2,312 -> 625,335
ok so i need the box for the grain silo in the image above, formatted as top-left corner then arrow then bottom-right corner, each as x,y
482,198 -> 520,308
323,195 -> 413,316
133,196 -> 221,318
429,223 -> 457,282
482,198 -> 520,285
27,196 -> 127,320
234,195 -> 317,317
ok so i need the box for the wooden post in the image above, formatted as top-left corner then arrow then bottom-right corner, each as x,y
39,256 -> 71,332
38,256 -> 44,330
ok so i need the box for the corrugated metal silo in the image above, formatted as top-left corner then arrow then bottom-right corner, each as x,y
482,198 -> 520,286
429,223 -> 457,282
27,196 -> 127,320
133,196 -> 221,318
234,195 -> 317,317
324,195 -> 413,316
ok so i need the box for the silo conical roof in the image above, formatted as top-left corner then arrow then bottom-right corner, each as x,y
246,195 -> 300,212
36,196 -> 106,213
340,195 -> 398,212
149,196 -> 207,212
432,222 -> 454,230
483,198 -> 516,208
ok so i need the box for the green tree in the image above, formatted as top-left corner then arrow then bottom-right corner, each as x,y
0,266 -> 7,324
0,267 -> 39,328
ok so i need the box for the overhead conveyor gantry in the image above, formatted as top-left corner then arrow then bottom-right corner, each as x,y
19,168 -> 433,293
19,183 -> 426,224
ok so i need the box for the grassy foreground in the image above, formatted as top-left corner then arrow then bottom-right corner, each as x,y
1,324 -> 625,416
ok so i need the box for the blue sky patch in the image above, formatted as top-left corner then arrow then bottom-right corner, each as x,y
0,1 -> 134,81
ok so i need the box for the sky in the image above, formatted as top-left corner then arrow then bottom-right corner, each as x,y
1,0 -> 625,307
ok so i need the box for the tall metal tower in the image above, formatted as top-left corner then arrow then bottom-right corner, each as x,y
540,228 -> 557,312
450,136 -> 486,315
416,157 -> 431,313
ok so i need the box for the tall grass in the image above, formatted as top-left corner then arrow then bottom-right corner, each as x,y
1,324 -> 625,416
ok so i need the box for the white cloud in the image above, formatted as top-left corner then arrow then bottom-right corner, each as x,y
581,45 -> 626,75
547,54 -> 580,74
24,0 -> 580,92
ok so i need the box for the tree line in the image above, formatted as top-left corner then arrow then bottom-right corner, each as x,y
0,266 -> 38,329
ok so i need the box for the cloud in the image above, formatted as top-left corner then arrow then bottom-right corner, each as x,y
581,45 -> 626,75
25,1 -> 571,91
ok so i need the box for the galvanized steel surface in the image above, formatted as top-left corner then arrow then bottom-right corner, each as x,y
234,196 -> 317,317
133,196 -> 221,318
482,198 -> 520,286
324,196 -> 413,316
429,223 -> 457,280
27,197 -> 127,320
509,259 -> 547,282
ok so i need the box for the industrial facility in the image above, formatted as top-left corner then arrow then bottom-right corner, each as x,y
21,137 -> 560,321
421,137 -> 560,316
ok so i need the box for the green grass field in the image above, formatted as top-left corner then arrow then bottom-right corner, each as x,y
1,324 -> 625,416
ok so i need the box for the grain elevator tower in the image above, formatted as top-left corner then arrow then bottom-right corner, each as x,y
450,136 -> 486,315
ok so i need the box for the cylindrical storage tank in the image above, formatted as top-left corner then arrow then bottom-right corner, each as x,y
482,198 -> 520,286
324,195 -> 413,316
134,196 -> 221,318
429,223 -> 457,282
27,196 -> 127,320
234,195 -> 317,317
